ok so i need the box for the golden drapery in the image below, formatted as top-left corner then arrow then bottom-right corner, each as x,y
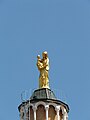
37,51 -> 49,89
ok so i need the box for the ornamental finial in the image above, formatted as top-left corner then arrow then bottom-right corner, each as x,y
37,51 -> 49,89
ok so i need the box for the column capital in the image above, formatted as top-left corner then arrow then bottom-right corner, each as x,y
32,106 -> 37,111
45,105 -> 49,110
62,108 -> 67,115
55,105 -> 60,112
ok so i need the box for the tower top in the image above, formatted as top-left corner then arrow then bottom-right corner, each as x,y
18,51 -> 70,120
37,51 -> 49,89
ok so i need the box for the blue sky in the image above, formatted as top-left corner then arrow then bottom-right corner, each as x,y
0,0 -> 90,120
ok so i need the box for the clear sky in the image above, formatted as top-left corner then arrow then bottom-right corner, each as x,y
0,0 -> 90,120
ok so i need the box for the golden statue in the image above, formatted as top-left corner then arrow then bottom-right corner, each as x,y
37,51 -> 49,89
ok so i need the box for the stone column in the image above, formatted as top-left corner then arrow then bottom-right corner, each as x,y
45,105 -> 49,120
55,106 -> 60,120
28,101 -> 30,120
23,104 -> 28,120
63,112 -> 68,120
62,109 -> 68,120
33,106 -> 37,120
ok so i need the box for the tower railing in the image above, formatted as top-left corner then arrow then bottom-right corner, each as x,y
20,89 -> 34,120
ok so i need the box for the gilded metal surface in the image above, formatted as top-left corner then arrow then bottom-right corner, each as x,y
37,51 -> 49,89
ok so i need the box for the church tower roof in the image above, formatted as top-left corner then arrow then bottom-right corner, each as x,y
30,88 -> 57,100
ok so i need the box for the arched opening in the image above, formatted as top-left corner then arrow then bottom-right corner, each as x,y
36,105 -> 46,120
48,105 -> 56,120
30,106 -> 34,120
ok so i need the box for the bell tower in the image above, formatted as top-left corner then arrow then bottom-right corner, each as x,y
18,51 -> 69,120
